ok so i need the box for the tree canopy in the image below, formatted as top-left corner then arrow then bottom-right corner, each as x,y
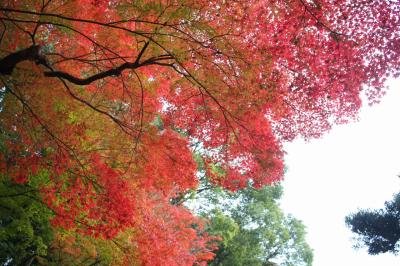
1,0 -> 400,264
196,185 -> 313,266
346,193 -> 400,255
0,178 -> 53,265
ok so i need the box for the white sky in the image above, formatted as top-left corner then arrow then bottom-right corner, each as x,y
281,79 -> 400,266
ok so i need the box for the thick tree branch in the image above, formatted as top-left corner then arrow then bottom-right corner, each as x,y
0,45 -> 42,74
44,61 -> 142,85
43,55 -> 173,85
0,43 -> 173,85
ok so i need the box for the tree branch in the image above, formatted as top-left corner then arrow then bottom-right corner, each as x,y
135,41 -> 150,64
0,189 -> 38,198
0,45 -> 41,74
0,42 -> 173,85
43,55 -> 173,85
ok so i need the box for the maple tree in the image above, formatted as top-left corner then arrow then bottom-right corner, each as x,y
0,0 -> 399,265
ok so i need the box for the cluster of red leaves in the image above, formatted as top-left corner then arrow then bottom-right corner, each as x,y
139,129 -> 199,195
0,127 -> 42,184
135,193 -> 217,266
39,151 -> 216,263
